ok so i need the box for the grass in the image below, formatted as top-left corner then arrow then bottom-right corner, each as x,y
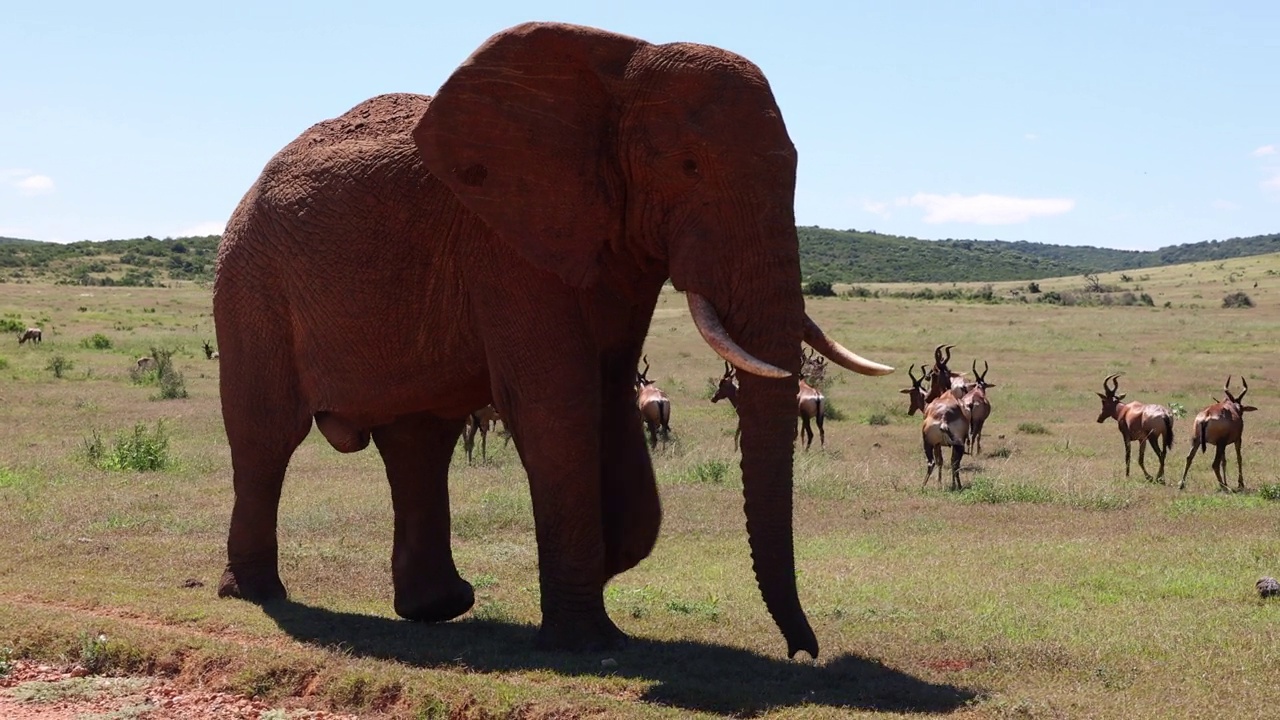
3,255 -> 1280,718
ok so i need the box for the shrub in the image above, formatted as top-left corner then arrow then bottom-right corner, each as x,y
130,346 -> 188,399
83,421 -> 171,472
804,280 -> 836,297
688,460 -> 730,484
0,358 -> 8,370
865,412 -> 891,426
960,478 -> 1054,504
1026,281 -> 1041,294
1222,291 -> 1253,308
0,318 -> 25,333
47,355 -> 74,378
80,333 -> 112,350
1017,422 -> 1050,435
822,399 -> 845,421
843,285 -> 874,298
1259,484 -> 1280,502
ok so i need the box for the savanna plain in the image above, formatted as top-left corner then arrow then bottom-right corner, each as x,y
0,254 -> 1278,719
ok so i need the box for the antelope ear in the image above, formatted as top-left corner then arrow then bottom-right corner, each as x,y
899,388 -> 913,394
1242,405 -> 1258,412
1097,392 -> 1107,400
415,23 -> 646,289
1116,394 -> 1127,401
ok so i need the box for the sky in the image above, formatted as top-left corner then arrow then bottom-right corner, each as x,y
1,1 -> 1276,251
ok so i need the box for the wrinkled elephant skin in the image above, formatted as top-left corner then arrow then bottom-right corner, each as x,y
214,21 -> 883,657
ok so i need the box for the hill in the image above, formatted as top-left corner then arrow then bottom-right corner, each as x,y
798,227 -> 1280,283
1,228 -> 1278,285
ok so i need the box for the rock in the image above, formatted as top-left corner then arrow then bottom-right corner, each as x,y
1258,576 -> 1280,598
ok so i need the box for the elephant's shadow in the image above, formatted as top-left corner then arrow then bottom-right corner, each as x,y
261,601 -> 980,716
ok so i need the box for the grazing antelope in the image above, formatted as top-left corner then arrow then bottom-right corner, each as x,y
463,404 -> 504,463
961,360 -> 995,455
18,327 -> 41,344
135,356 -> 155,372
636,356 -> 672,449
202,340 -> 220,360
1095,374 -> 1175,483
1180,376 -> 1257,492
712,357 -> 828,451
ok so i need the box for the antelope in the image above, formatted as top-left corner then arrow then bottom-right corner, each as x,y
796,348 -> 826,450
135,356 -> 155,372
18,327 -> 41,344
203,340 -> 220,360
961,360 -> 995,455
899,363 -> 933,416
926,344 -> 968,401
1180,376 -> 1257,492
463,404 -> 504,463
921,386 -> 969,491
636,356 -> 672,449
1095,374 -> 1174,483
710,361 -> 743,449
712,357 -> 827,451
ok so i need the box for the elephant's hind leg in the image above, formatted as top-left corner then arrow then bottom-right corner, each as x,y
219,380 -> 312,603
373,411 -> 474,622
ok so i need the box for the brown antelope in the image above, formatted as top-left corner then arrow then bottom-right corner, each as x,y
636,356 -> 672,449
926,344 -> 968,401
921,388 -> 969,491
796,348 -> 826,450
1095,374 -> 1175,483
711,361 -> 744,449
899,363 -> 933,416
18,327 -> 41,344
463,404 -> 504,463
203,340 -> 220,360
961,360 -> 995,455
135,356 -> 155,372
713,357 -> 827,451
1180,376 -> 1257,492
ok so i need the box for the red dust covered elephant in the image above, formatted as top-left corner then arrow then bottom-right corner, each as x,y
213,22 -> 892,657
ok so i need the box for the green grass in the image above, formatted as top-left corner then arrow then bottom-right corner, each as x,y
4,256 -> 1280,718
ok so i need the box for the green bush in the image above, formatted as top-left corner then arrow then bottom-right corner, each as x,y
46,355 -> 74,378
1017,422 -> 1050,435
688,460 -> 730,484
130,346 -> 188,399
80,333 -> 112,349
960,478 -> 1054,504
804,280 -> 836,297
83,421 -> 171,472
1222,291 -> 1253,308
0,318 -> 25,333
1259,484 -> 1280,502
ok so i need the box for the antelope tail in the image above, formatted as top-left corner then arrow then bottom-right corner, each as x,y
1196,419 -> 1207,453
1162,415 -> 1173,450
815,397 -> 825,422
659,399 -> 671,427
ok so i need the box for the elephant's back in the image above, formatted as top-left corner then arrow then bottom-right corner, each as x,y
292,93 -> 433,148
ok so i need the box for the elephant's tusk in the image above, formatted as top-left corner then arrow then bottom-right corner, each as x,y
686,293 -> 790,379
804,315 -> 895,376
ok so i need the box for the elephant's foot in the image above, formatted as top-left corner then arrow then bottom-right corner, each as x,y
394,575 -> 475,622
217,564 -> 287,602
535,611 -> 628,653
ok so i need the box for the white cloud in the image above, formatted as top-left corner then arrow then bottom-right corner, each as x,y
175,221 -> 226,237
16,174 -> 55,196
1212,199 -> 1241,211
901,193 -> 1075,225
4,170 -> 55,197
1263,171 -> 1280,197
1024,133 -> 1039,141
1253,145 -> 1276,157
862,200 -> 890,218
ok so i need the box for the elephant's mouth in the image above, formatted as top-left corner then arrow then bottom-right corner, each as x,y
685,292 -> 893,378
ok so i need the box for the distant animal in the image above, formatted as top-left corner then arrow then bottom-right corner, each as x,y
796,349 -> 826,450
1258,576 -> 1280,598
635,356 -> 672,449
462,404 -> 505,463
960,360 -> 995,455
1095,373 -> 1175,483
203,340 -> 220,360
18,327 -> 41,344
711,361 -> 743,449
1180,376 -> 1256,492
135,357 -> 155,372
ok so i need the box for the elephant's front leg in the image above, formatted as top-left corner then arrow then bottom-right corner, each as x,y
600,357 -> 661,578
372,412 -> 474,622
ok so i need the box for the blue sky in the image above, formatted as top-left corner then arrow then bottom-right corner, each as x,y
2,1 -> 1276,250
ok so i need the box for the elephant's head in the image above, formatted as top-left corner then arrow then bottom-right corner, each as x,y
414,22 -> 891,658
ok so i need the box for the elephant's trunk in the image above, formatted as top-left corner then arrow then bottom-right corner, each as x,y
736,365 -> 817,659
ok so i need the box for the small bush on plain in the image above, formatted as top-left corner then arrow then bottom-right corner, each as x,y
804,279 -> 836,297
1259,484 -> 1280,502
1017,422 -> 1050,435
80,333 -> 112,350
83,421 -> 171,472
688,460 -> 730,484
1222,291 -> 1253,308
47,355 -> 74,378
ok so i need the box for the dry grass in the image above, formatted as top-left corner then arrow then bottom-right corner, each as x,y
1,257 -> 1279,719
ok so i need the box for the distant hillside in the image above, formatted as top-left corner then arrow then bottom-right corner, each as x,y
798,227 -> 1280,283
2,228 -> 1279,285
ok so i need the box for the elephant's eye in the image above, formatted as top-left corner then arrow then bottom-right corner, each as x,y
681,158 -> 700,177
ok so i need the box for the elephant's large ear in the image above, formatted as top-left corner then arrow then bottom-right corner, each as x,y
414,23 -> 645,288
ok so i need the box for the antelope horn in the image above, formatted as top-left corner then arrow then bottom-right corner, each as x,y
934,344 -> 946,365
686,292 -> 789,378
907,363 -> 919,384
1239,376 -> 1248,399
804,315 -> 894,376
1103,373 -> 1121,394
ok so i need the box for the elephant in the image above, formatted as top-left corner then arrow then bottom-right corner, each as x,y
213,21 -> 893,658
